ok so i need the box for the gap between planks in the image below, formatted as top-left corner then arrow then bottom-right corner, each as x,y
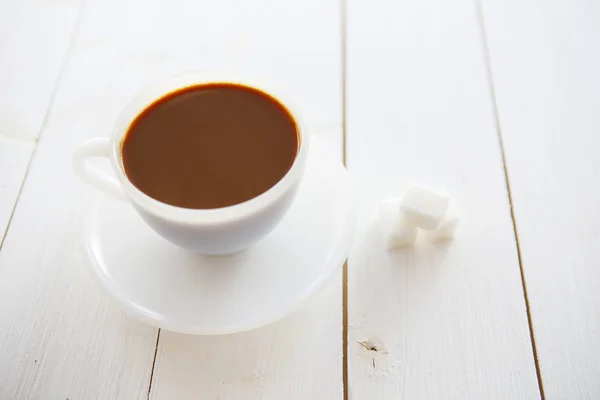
147,329 -> 161,400
474,0 -> 546,398
341,0 -> 349,398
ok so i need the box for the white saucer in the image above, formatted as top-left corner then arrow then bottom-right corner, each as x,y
84,137 -> 355,335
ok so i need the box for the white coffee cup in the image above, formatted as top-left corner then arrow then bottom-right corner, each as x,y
73,72 -> 309,255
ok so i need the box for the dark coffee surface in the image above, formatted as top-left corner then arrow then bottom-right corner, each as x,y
121,84 -> 298,209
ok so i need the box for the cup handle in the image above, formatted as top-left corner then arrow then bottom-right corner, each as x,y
72,138 -> 127,201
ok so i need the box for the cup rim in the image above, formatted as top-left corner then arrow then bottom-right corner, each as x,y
109,71 -> 309,225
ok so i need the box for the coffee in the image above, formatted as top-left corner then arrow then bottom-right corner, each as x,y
121,83 -> 299,209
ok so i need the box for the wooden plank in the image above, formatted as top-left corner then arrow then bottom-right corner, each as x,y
480,0 -> 600,397
139,0 -> 344,397
0,0 -> 81,139
0,137 -> 33,244
0,138 -> 157,400
345,0 -> 541,398
0,0 -> 344,398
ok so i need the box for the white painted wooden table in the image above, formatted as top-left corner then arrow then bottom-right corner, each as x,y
0,0 -> 598,398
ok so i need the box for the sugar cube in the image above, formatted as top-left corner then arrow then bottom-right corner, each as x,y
400,184 -> 449,231
432,202 -> 460,241
385,218 -> 418,250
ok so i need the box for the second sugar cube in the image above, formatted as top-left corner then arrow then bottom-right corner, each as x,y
400,184 -> 450,231
386,219 -> 418,250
